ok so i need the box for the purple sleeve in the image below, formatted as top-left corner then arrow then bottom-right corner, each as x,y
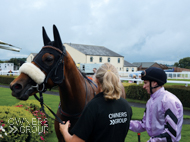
129,110 -> 146,132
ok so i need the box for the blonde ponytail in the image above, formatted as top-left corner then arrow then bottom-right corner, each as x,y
95,63 -> 122,100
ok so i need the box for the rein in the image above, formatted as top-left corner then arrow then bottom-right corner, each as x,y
34,92 -> 64,124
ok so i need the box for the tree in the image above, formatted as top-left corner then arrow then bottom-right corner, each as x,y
174,57 -> 190,69
6,58 -> 26,66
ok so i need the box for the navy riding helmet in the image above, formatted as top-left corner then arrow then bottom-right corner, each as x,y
141,67 -> 167,86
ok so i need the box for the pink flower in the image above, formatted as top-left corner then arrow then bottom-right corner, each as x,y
40,136 -> 44,140
34,110 -> 39,113
0,120 -> 2,122
15,105 -> 23,107
41,121 -> 46,126
2,124 -> 5,127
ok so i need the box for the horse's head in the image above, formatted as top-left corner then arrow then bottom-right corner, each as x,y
10,25 -> 66,100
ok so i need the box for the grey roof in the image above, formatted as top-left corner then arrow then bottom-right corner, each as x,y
31,53 -> 37,56
65,43 -> 123,57
124,60 -> 137,67
132,62 -> 156,68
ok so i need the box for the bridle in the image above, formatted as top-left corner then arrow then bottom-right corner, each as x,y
32,45 -> 96,124
32,45 -> 65,124
33,46 -> 65,84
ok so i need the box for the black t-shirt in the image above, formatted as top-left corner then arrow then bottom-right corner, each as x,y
71,92 -> 132,142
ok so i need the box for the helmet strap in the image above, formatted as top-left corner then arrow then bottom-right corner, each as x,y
149,81 -> 160,94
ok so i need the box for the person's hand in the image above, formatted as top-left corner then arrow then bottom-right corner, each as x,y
59,120 -> 71,134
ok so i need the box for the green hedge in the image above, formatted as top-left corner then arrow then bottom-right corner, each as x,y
0,76 -> 16,85
0,106 -> 41,142
125,84 -> 190,108
0,100 -> 54,142
125,84 -> 149,101
165,86 -> 190,108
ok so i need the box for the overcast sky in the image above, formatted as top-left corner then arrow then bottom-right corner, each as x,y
0,0 -> 190,65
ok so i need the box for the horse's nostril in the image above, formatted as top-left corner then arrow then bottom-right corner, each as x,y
12,83 -> 22,92
15,84 -> 21,89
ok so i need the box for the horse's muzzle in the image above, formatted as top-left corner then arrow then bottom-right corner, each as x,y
10,83 -> 35,100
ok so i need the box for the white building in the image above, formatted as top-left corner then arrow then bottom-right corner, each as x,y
26,53 -> 37,63
64,43 -> 124,71
0,63 -> 14,71
26,43 -> 137,73
124,60 -> 137,72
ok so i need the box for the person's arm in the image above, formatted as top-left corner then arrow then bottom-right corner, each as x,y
129,108 -> 146,132
148,100 -> 183,142
59,121 -> 85,142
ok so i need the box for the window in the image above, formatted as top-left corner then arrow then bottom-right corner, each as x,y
99,57 -> 102,62
118,58 -> 120,63
108,57 -> 110,62
126,68 -> 128,72
90,57 -> 93,62
132,68 -> 134,72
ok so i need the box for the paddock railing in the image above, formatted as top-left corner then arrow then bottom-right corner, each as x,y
119,71 -> 190,79
1,70 -> 190,86
0,70 -> 19,76
120,77 -> 190,87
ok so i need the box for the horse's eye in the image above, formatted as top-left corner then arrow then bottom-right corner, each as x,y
45,57 -> 53,62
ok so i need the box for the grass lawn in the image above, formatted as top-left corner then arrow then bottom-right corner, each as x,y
0,87 -> 190,141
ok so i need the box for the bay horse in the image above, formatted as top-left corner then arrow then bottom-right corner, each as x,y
10,25 -> 126,142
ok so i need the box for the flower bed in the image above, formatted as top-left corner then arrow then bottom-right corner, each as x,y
0,100 -> 54,141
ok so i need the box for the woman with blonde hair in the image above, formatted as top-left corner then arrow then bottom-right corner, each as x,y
59,63 -> 132,142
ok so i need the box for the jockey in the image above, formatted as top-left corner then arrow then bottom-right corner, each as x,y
130,67 -> 183,142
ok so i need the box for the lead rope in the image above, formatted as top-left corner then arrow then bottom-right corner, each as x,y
34,91 -> 64,124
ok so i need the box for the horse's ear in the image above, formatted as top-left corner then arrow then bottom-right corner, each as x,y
42,27 -> 51,46
53,25 -> 63,51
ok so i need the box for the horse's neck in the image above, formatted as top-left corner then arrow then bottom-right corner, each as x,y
58,54 -> 86,113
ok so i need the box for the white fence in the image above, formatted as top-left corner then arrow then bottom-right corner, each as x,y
166,72 -> 190,79
0,70 -> 19,76
0,70 -> 190,86
119,71 -> 190,79
120,78 -> 190,87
